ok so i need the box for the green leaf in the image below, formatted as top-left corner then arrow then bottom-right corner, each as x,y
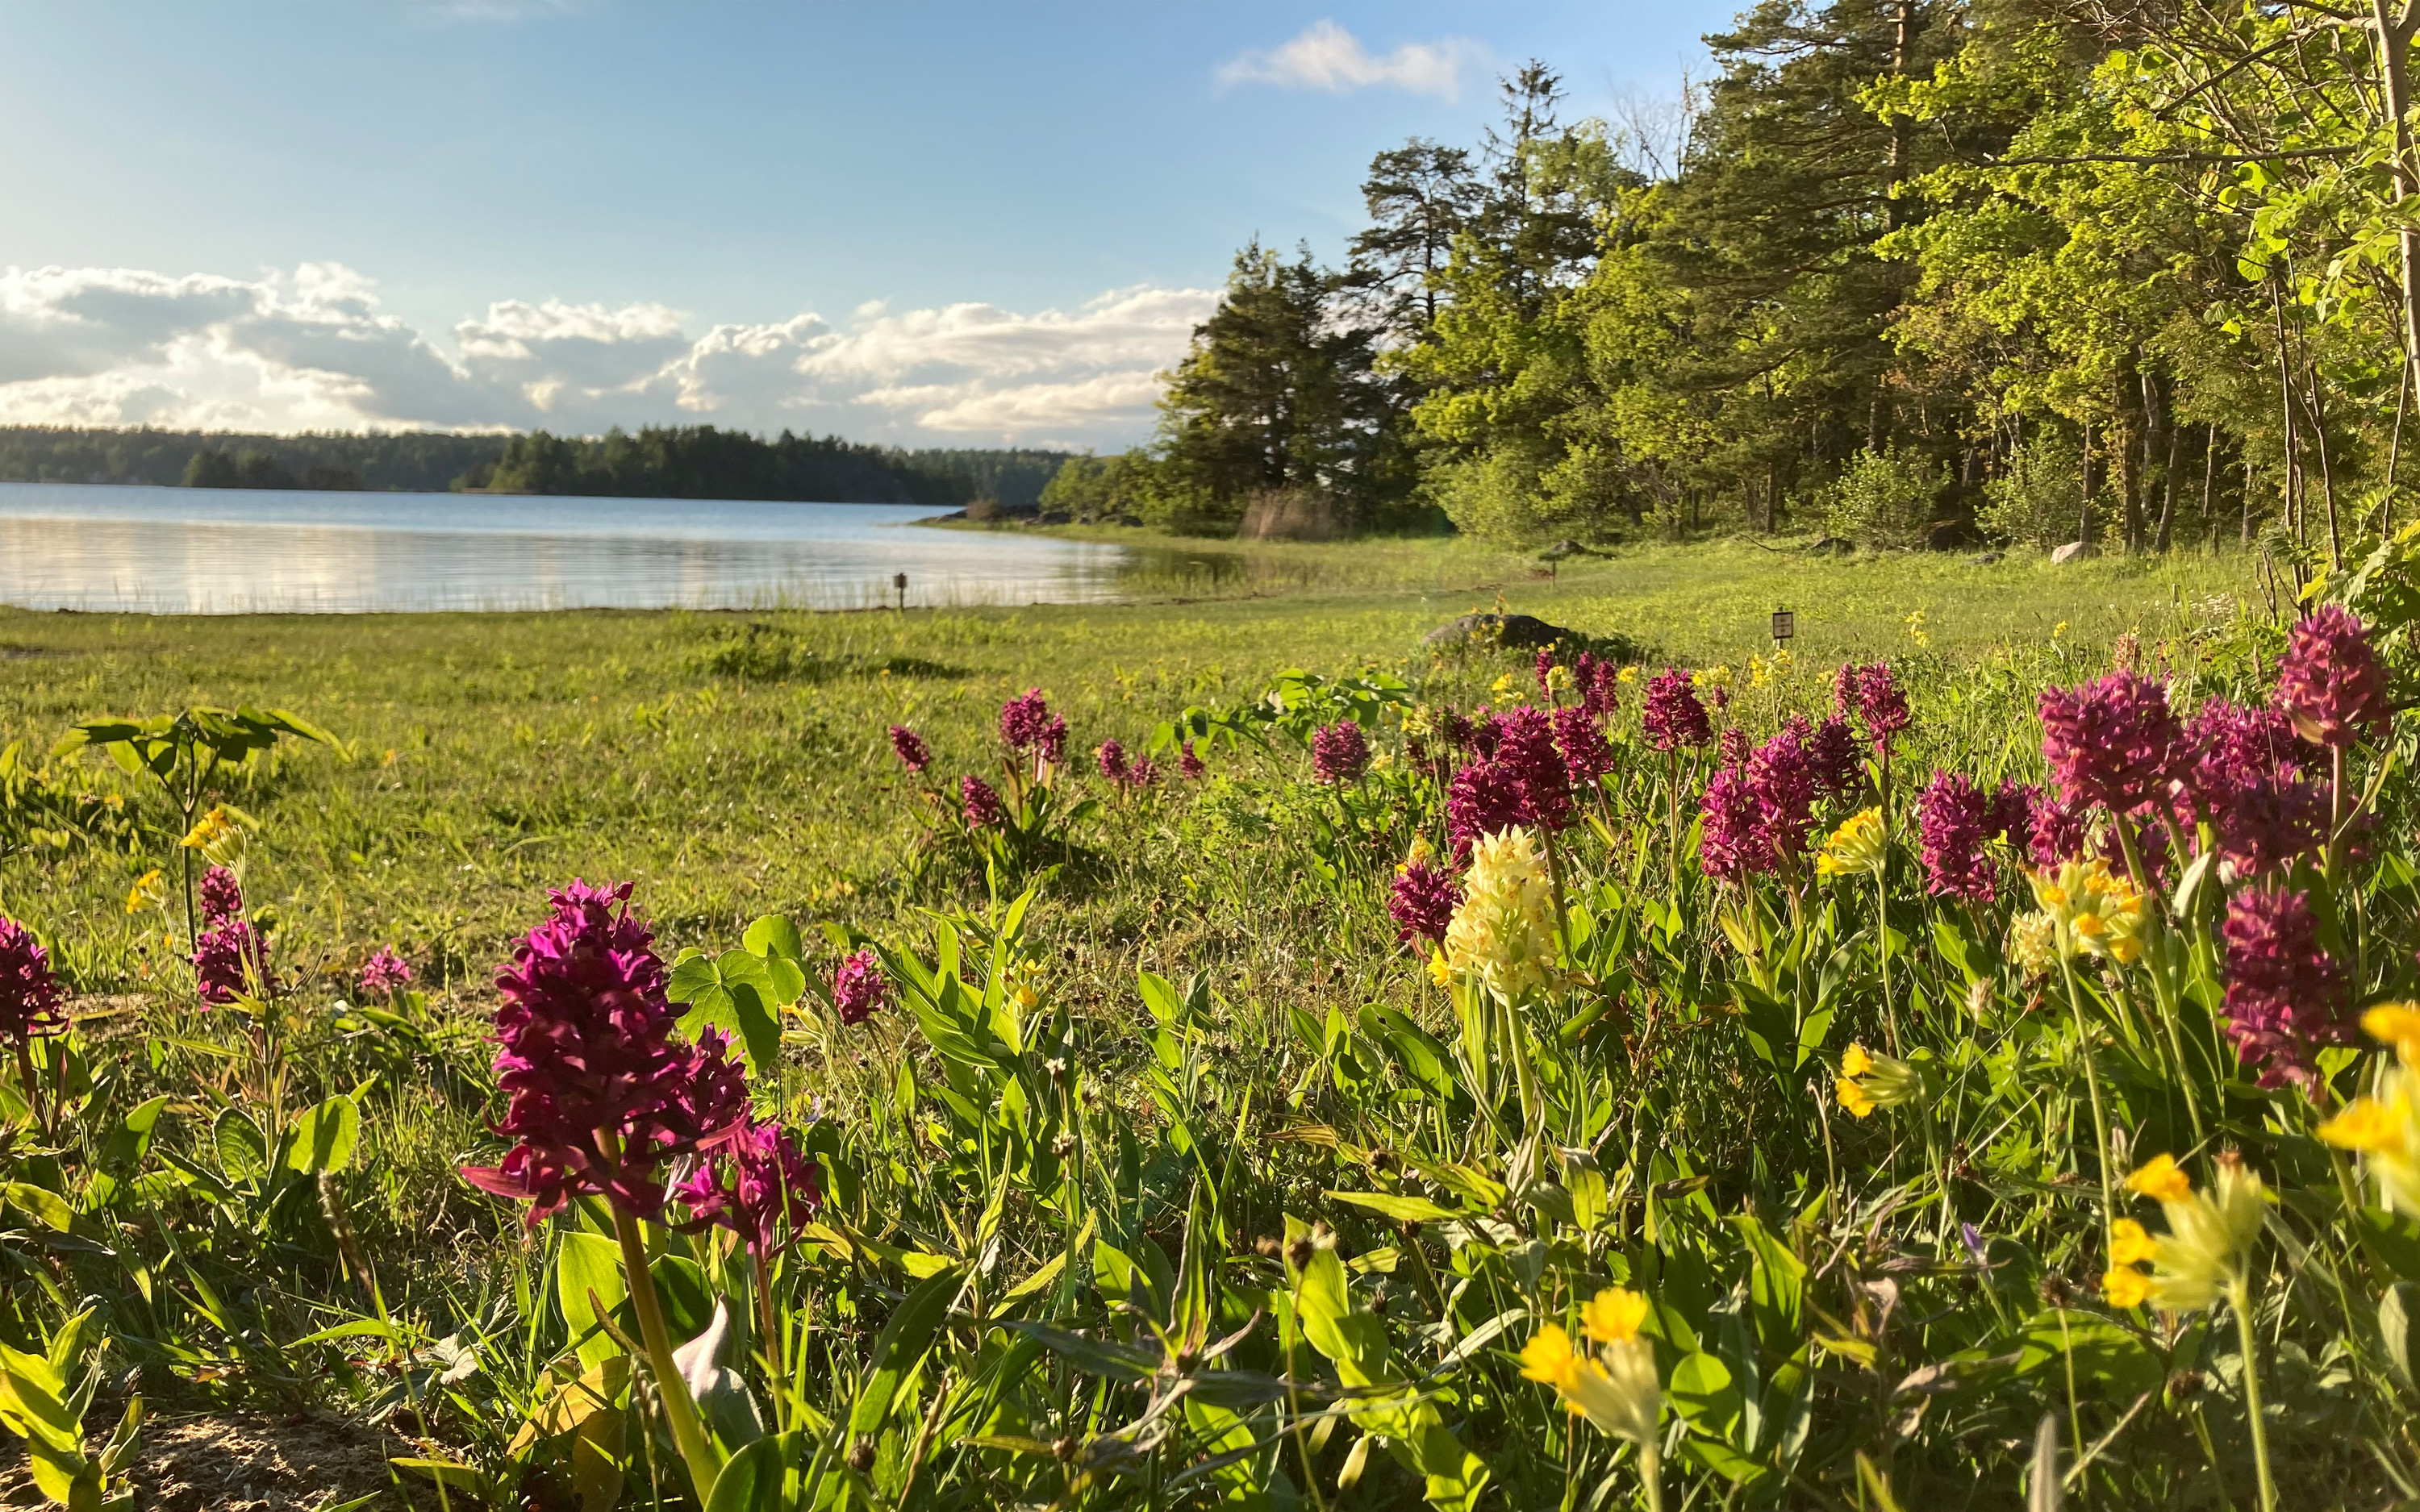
706,1430 -> 804,1512
213,1108 -> 266,1180
2,1184 -> 71,1233
283,1095 -> 361,1175
742,914 -> 803,963
557,1232 -> 629,1372
672,950 -> 783,1077
848,1265 -> 964,1437
1327,1191 -> 1462,1225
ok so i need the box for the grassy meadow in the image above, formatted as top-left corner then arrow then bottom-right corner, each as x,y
2,534 -> 2376,1510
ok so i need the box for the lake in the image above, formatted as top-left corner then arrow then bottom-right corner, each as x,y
0,482 -> 1133,614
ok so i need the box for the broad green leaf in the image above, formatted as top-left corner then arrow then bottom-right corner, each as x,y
557,1232 -> 628,1371
284,1095 -> 361,1175
706,1427 -> 803,1512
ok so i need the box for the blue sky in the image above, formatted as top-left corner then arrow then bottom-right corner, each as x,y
0,1 -> 1734,447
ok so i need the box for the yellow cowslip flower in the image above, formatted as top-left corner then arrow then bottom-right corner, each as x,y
2126,1154 -> 2192,1204
1521,1310 -> 1660,1447
1404,835 -> 1433,867
180,806 -> 248,869
2029,858 -> 2145,965
1771,648 -> 1793,677
2102,1266 -> 2150,1309
1490,673 -> 1518,699
2363,1003 -> 2420,1065
2109,1218 -> 2157,1267
1442,827 -> 1560,1003
2320,1053 -> 2420,1216
1546,664 -> 1574,693
1580,1287 -> 1646,1345
1834,1041 -> 1924,1118
1748,655 -> 1768,689
1815,808 -> 1887,880
1426,949 -> 1454,989
1403,705 -> 1434,738
125,868 -> 167,916
2120,1154 -> 2266,1313
1617,665 -> 1640,685
1905,608 -> 1930,648
1520,1324 -> 1583,1390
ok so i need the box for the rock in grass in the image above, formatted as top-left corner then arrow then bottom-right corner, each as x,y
2051,540 -> 2094,564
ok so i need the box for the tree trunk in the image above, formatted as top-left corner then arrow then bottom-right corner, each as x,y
2375,0 -> 2420,393
2199,423 -> 2219,544
2117,368 -> 2145,553
2080,419 -> 2097,548
2152,376 -> 2181,552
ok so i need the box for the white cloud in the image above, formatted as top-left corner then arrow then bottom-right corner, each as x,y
1216,20 -> 1483,101
0,262 -> 1217,448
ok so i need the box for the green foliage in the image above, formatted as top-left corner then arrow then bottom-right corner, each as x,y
1822,445 -> 1949,548
1978,431 -> 2090,548
482,424 -> 1070,507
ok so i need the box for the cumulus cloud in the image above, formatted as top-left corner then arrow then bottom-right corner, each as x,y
0,262 -> 1216,448
1216,20 -> 1484,101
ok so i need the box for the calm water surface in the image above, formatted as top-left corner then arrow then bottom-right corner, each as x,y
0,483 -> 1132,614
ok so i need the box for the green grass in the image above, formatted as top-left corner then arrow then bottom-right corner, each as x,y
0,539 -> 2252,987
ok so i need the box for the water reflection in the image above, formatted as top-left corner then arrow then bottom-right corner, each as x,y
0,483 -> 1129,614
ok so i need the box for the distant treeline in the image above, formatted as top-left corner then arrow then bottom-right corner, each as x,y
0,426 -> 1069,506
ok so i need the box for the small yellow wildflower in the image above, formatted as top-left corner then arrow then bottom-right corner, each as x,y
1427,950 -> 1454,989
1490,673 -> 1518,699
181,805 -> 248,868
1815,808 -> 1888,879
125,868 -> 167,915
1546,664 -> 1574,693
2363,1003 -> 2420,1064
1403,835 -> 1433,868
1905,608 -> 1930,648
2029,858 -> 2145,964
2101,1266 -> 2150,1309
1616,665 -> 1640,685
2126,1154 -> 2193,1204
2137,1156 -> 2266,1312
1523,1300 -> 1661,1447
1834,1041 -> 1924,1118
1403,705 -> 1434,738
1519,1324 -> 1584,1392
2109,1218 -> 2158,1266
2321,1020 -> 2420,1214
1580,1287 -> 1647,1345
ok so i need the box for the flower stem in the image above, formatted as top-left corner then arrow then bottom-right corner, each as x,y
612,1205 -> 720,1500
1639,1439 -> 1663,1512
2058,956 -> 2117,1247
2230,1277 -> 2276,1512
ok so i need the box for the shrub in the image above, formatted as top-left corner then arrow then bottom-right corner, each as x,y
1822,445 -> 1947,548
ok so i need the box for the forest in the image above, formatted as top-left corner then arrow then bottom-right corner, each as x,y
1051,0 -> 2420,562
0,425 -> 1069,506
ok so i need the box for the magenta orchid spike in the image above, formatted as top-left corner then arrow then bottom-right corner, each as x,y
2275,604 -> 2392,749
